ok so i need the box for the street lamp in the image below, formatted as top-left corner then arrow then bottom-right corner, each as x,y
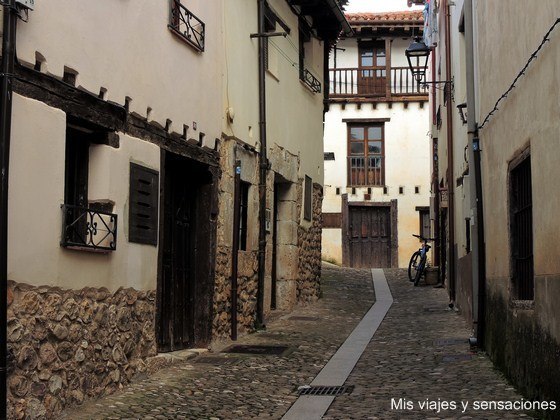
405,37 -> 430,83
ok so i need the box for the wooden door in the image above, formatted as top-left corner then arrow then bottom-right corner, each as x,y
348,206 -> 392,268
358,43 -> 386,96
159,155 -> 196,351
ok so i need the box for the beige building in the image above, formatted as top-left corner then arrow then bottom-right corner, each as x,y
1,0 -> 348,417
322,11 -> 431,269
429,0 -> 560,406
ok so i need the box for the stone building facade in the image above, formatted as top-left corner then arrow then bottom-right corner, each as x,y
2,0 -> 349,417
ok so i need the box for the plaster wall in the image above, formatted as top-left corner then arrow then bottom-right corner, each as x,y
8,94 -> 160,292
475,0 -> 560,343
16,0 -> 223,147
322,102 -> 430,267
222,0 -> 326,228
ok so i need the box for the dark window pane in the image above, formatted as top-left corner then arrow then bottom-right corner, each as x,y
350,127 -> 364,140
350,142 -> 364,155
376,49 -> 386,57
368,126 -> 382,140
368,141 -> 382,154
370,157 -> 382,168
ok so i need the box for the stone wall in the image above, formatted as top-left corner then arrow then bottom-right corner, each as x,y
297,183 -> 323,303
485,288 -> 560,416
7,281 -> 157,419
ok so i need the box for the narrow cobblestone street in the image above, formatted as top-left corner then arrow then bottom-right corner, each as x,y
61,265 -> 533,419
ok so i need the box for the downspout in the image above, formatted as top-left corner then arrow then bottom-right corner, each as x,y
443,0 -> 456,303
0,1 -> 17,417
256,0 -> 267,329
464,0 -> 485,346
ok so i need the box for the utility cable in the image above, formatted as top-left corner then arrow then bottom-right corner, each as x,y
478,17 -> 560,130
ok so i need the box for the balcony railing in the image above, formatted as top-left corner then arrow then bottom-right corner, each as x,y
301,69 -> 322,93
330,66 -> 428,99
348,156 -> 384,187
61,204 -> 118,251
169,0 -> 205,52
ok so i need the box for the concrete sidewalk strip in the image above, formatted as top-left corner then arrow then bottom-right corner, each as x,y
282,268 -> 393,420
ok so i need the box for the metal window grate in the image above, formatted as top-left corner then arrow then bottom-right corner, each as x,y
298,385 -> 354,396
510,155 -> 533,300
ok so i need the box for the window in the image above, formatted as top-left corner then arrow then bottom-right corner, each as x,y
298,19 -> 321,93
304,175 -> 312,221
510,153 -> 533,300
417,207 -> 431,239
358,42 -> 386,95
348,124 -> 384,186
61,118 -> 118,251
169,0 -> 205,52
465,218 -> 471,253
239,182 -> 250,251
129,163 -> 159,246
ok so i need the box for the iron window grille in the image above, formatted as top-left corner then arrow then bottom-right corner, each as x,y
301,69 -> 321,93
169,0 -> 205,52
61,204 -> 117,251
510,154 -> 534,300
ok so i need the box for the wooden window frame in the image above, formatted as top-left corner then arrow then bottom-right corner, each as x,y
239,181 -> 250,251
416,207 -> 430,239
347,123 -> 385,187
304,175 -> 312,221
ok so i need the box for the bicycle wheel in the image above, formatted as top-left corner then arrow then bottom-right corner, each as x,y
414,259 -> 425,286
408,251 -> 421,282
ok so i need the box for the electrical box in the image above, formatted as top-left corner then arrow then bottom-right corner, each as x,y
15,0 -> 34,10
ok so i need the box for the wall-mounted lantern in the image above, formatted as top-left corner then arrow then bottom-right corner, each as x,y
405,37 -> 431,83
457,102 -> 468,124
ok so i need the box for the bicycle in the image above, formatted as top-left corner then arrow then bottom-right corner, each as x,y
408,234 -> 435,286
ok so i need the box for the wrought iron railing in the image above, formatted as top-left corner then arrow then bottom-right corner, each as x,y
330,66 -> 428,98
301,69 -> 322,93
61,204 -> 118,251
169,0 -> 205,52
348,156 -> 384,186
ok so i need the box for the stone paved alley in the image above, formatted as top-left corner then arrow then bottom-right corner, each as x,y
62,265 -> 535,419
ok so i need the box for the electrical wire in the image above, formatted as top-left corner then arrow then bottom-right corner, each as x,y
478,17 -> 560,130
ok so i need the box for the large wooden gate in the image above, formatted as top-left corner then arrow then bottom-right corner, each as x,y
342,200 -> 397,268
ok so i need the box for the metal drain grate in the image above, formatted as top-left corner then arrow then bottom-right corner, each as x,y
298,385 -> 354,396
222,344 -> 291,356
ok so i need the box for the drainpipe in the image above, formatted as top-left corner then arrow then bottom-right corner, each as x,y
444,0 -> 456,303
464,0 -> 485,347
0,1 -> 17,417
256,0 -> 267,329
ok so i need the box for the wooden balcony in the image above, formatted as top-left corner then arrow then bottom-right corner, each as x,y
329,66 -> 428,101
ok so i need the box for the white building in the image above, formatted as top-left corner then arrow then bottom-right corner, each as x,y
322,11 -> 431,268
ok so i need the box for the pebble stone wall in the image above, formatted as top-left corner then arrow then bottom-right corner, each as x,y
297,184 -> 323,303
6,281 -> 157,419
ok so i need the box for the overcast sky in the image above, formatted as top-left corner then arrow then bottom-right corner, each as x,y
343,0 -> 423,13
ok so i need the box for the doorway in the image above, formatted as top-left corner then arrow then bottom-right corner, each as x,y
157,151 -> 215,351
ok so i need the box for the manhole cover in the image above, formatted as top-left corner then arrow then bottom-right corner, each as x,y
222,344 -> 291,356
297,385 -> 354,396
288,316 -> 320,321
434,338 -> 468,346
438,353 -> 474,362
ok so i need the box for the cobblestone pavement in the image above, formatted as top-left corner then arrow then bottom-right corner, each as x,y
324,269 -> 533,420
61,265 -> 375,419
61,266 -> 533,419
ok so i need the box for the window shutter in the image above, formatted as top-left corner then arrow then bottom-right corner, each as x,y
129,163 -> 159,245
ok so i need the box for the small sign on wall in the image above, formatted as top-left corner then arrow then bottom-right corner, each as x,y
265,208 -> 271,233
